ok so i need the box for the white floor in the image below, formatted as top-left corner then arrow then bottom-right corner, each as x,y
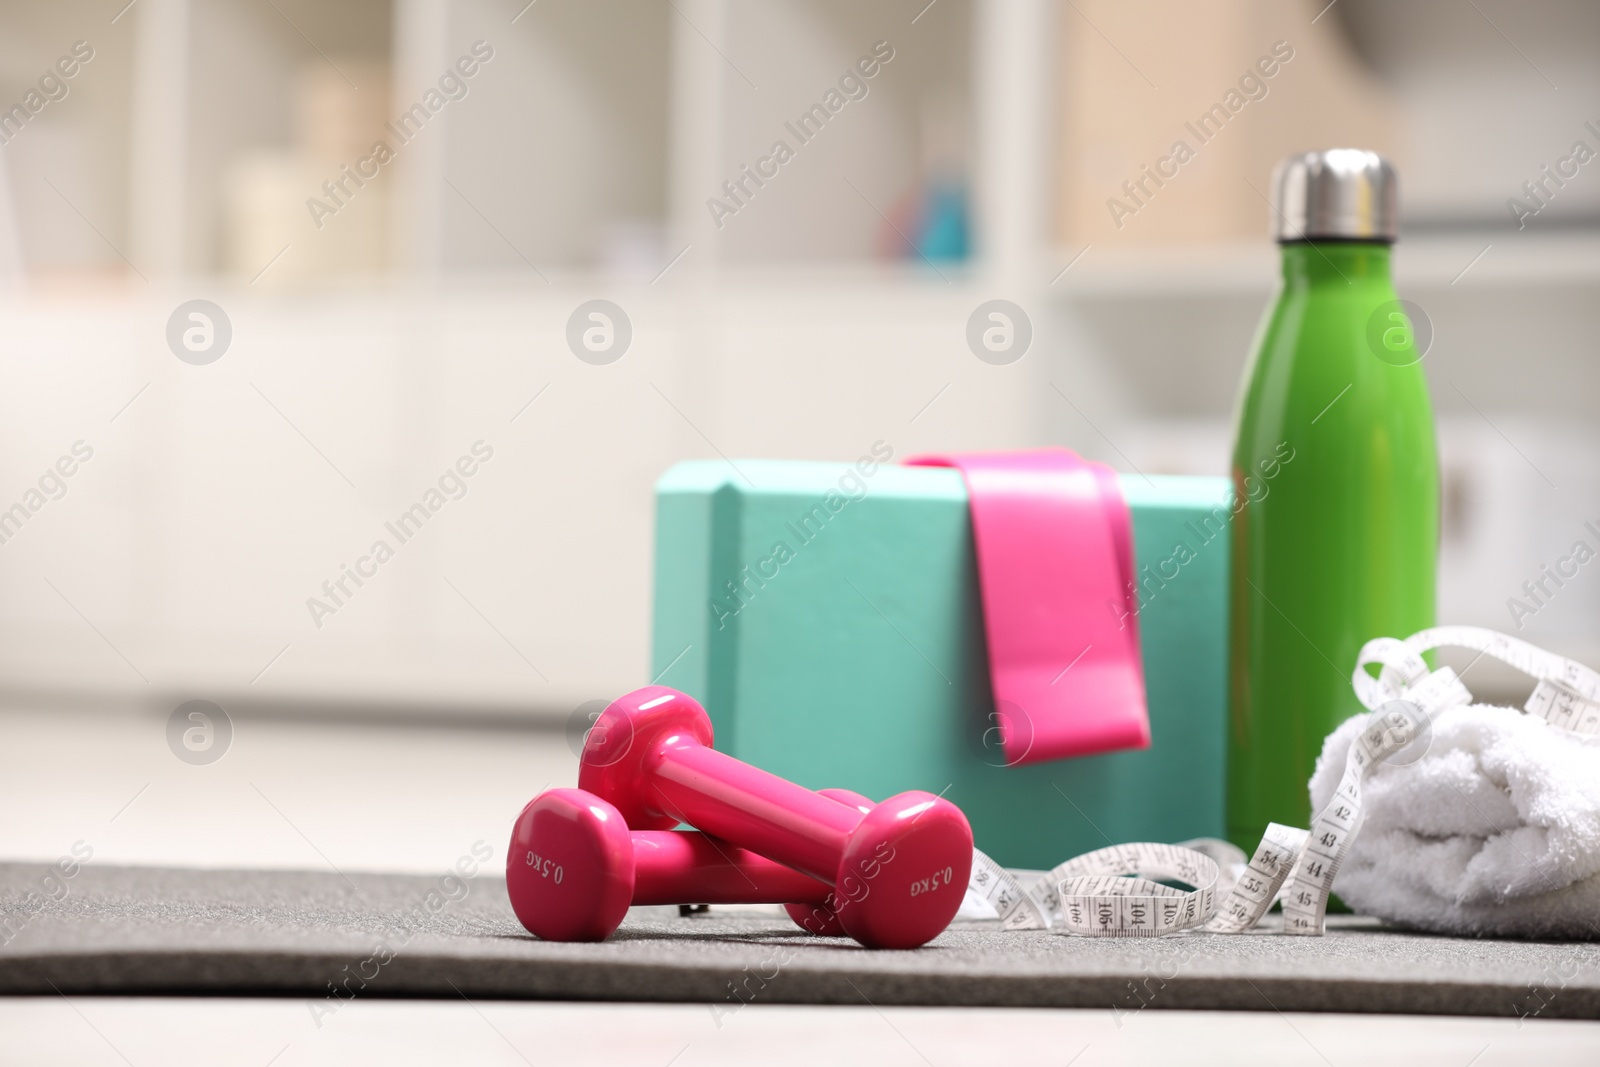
0,701 -> 578,875
0,1000 -> 1596,1067
3,701 -> 1599,1063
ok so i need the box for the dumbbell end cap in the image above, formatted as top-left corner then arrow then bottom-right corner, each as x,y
578,686 -> 714,831
835,791 -> 974,950
506,788 -> 634,942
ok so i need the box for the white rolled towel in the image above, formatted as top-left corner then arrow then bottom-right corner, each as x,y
1310,702 -> 1600,938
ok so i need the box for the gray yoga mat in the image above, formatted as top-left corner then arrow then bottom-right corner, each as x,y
3,862 -> 1598,1018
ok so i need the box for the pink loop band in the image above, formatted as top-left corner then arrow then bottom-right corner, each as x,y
905,449 -> 1150,765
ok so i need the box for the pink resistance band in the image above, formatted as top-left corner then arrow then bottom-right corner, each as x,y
905,449 -> 1150,765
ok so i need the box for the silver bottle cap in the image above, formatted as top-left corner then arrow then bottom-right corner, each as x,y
1271,149 -> 1397,243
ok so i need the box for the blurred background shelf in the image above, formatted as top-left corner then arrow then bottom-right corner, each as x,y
1047,230 -> 1600,296
5,0 -> 1599,278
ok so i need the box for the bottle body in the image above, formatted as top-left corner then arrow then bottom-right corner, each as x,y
1227,242 -> 1438,849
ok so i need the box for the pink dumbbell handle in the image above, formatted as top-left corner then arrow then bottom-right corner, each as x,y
632,830 -> 829,906
648,737 -> 862,884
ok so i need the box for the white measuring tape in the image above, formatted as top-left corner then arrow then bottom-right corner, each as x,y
961,625 -> 1600,937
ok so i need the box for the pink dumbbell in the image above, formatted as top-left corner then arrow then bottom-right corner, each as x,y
506,786 -> 875,942
786,788 -> 873,937
579,685 -> 973,949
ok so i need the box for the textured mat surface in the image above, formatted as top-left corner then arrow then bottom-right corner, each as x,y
3,862 -> 1599,1018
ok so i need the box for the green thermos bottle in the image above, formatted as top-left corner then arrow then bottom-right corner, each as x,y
1227,149 -> 1439,850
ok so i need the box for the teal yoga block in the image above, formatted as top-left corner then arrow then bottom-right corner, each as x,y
650,457 -> 1231,868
